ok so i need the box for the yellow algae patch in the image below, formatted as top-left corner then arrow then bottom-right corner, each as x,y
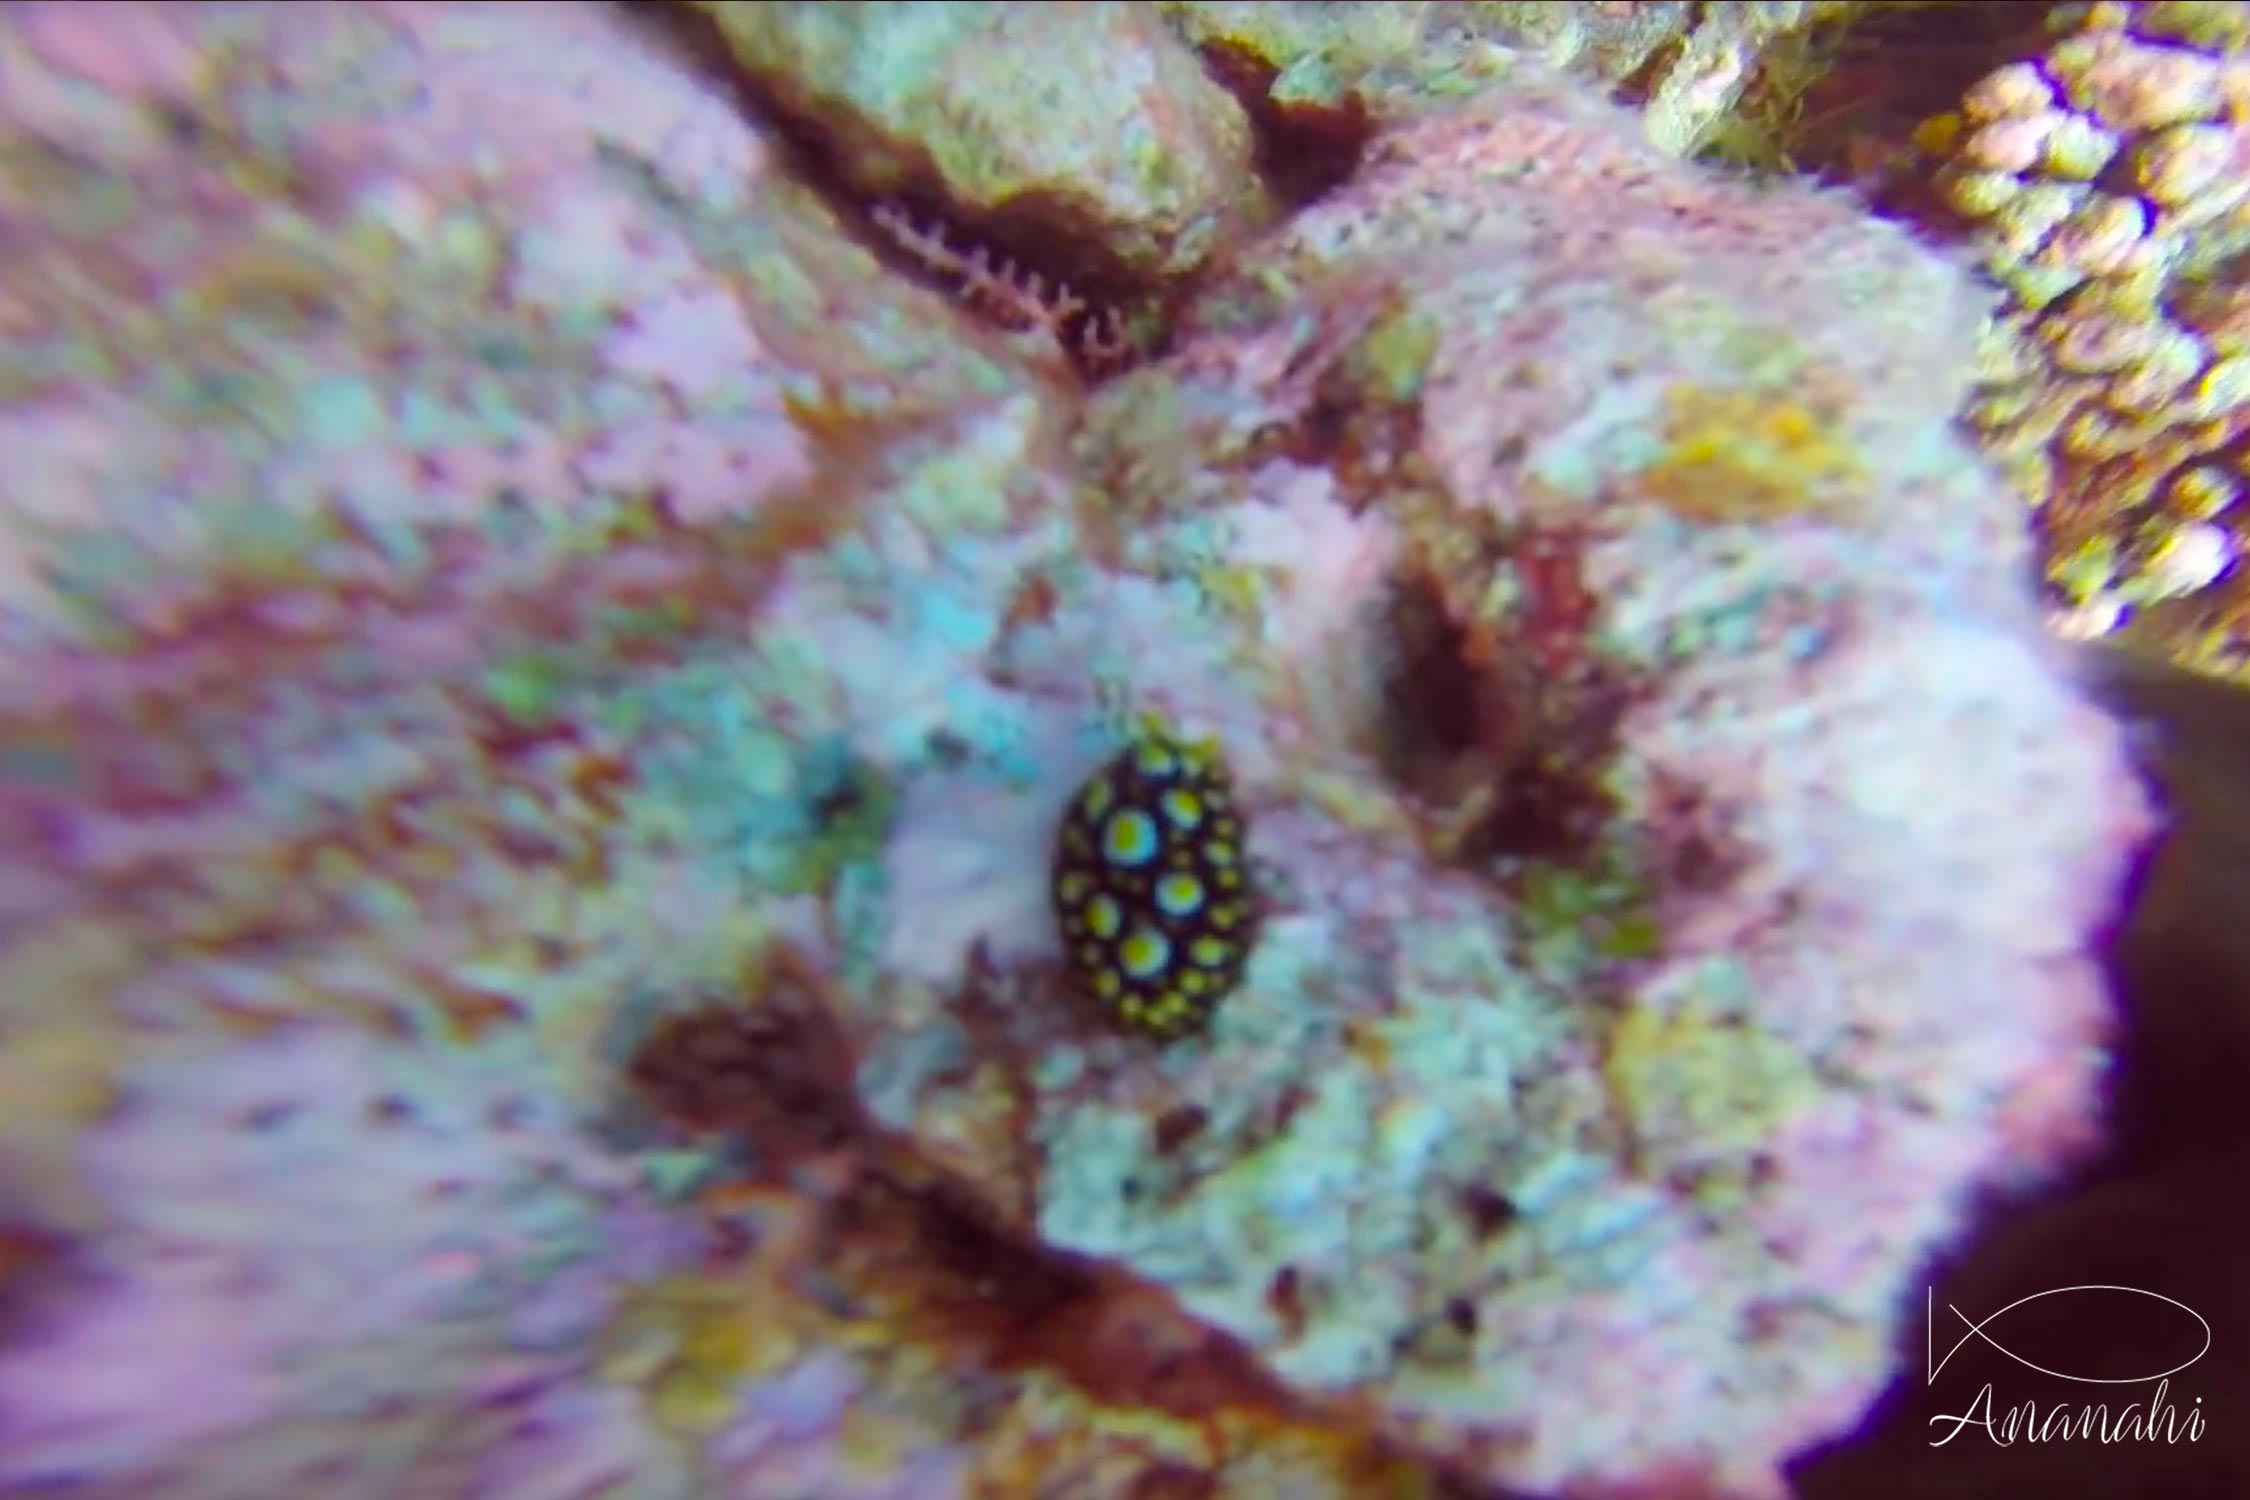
599,1271 -> 810,1434
1639,384 -> 1868,523
1602,1001 -> 1819,1162
1300,767 -> 1416,840
0,918 -> 140,1226
963,1374 -> 1444,1499
1912,111 -> 1963,158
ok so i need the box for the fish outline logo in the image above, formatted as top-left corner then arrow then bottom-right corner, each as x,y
1928,1284 -> 2211,1387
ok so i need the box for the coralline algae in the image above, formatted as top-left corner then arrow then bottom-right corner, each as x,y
0,4 -> 2153,1499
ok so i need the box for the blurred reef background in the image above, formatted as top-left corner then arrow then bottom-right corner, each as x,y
0,3 -> 2238,1498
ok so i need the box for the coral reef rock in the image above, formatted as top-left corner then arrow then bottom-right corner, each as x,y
691,0 -> 1263,282
0,4 -> 2152,1500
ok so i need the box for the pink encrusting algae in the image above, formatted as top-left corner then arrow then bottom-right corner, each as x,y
0,4 -> 2156,1499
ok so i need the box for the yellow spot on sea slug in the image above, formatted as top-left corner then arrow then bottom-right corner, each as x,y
1086,894 -> 1122,939
1103,808 -> 1159,867
1155,873 -> 1203,917
1120,928 -> 1171,979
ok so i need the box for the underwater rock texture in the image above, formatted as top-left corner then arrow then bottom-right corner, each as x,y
1020,71 -> 2153,1497
690,0 -> 1264,282
1157,0 -> 1867,158
0,3 -> 2152,1499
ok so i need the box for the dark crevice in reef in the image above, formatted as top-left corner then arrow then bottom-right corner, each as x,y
627,981 -> 869,1158
1186,38 -> 1375,210
1380,571 -> 1487,774
622,960 -> 1551,1497
1744,0 -> 2069,228
1612,23 -> 1690,115
1375,544 -> 1637,874
624,965 -> 1293,1418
